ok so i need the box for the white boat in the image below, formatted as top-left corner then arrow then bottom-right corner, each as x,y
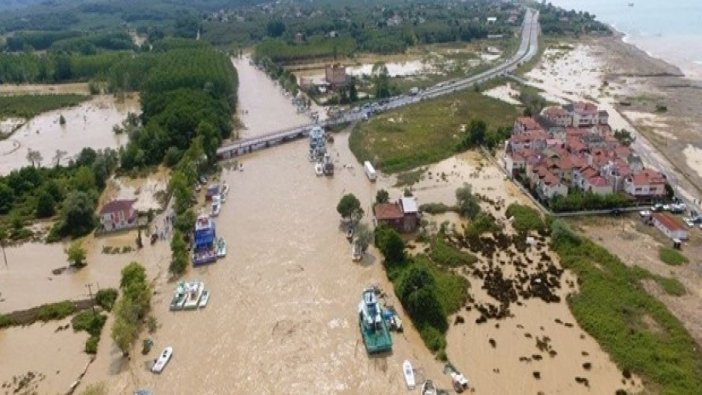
352,242 -> 363,262
183,281 -> 205,310
199,290 -> 210,308
222,183 -> 230,196
421,380 -> 437,395
315,162 -> 324,176
151,347 -> 173,373
450,372 -> 470,392
403,360 -> 416,389
216,237 -> 227,258
211,195 -> 221,217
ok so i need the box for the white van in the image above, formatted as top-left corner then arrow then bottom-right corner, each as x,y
364,161 -> 377,182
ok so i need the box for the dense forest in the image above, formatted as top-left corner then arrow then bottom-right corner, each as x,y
537,3 -> 611,36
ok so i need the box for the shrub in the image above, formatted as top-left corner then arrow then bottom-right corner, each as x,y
95,289 -> 118,311
658,247 -> 688,266
37,301 -> 76,321
429,236 -> 478,267
420,326 -> 447,352
505,203 -> 545,234
0,314 -> 14,328
85,335 -> 99,354
456,184 -> 481,220
71,311 -> 107,336
419,202 -> 455,215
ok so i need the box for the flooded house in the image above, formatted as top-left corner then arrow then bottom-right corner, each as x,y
99,199 -> 138,232
373,197 -> 419,233
652,212 -> 688,240
325,63 -> 349,89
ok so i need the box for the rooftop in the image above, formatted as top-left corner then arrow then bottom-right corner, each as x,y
400,197 -> 418,214
653,212 -> 685,232
100,199 -> 136,215
374,203 -> 403,220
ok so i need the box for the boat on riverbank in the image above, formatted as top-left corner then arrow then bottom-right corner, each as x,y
358,287 -> 392,354
314,162 -> 324,176
216,237 -> 227,258
169,283 -> 188,311
199,290 -> 210,308
403,360 -> 416,389
421,379 -> 437,395
151,347 -> 173,373
352,242 -> 363,262
211,195 -> 221,217
193,214 -> 217,266
183,281 -> 204,310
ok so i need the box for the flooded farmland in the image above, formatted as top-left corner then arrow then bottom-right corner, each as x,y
0,94 -> 139,174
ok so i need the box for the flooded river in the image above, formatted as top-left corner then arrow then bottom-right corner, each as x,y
0,94 -> 139,174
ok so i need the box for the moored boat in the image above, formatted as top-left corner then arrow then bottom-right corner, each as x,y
352,242 -> 363,262
193,214 -> 217,266
169,282 -> 187,311
216,237 -> 227,258
199,290 -> 210,308
183,281 -> 204,310
151,347 -> 173,373
403,360 -> 416,389
358,287 -> 392,353
421,380 -> 437,395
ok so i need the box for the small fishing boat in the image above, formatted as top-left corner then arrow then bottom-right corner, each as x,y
346,227 -> 354,241
451,371 -> 470,393
403,360 -> 416,389
352,242 -> 363,262
183,281 -> 204,310
151,347 -> 173,373
315,162 -> 324,176
216,237 -> 227,258
199,290 -> 210,308
169,282 -> 187,311
421,380 -> 437,395
211,195 -> 221,217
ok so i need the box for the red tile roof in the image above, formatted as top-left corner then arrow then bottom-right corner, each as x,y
573,101 -> 598,115
516,117 -> 543,131
587,176 -> 609,187
374,203 -> 403,220
543,106 -> 569,118
100,199 -> 136,215
630,169 -> 666,186
653,213 -> 685,232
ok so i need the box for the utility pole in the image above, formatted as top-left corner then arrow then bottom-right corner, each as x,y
85,283 -> 96,315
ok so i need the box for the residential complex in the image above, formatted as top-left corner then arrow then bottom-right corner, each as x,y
503,102 -> 667,202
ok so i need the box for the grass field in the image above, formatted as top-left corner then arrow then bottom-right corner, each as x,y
0,94 -> 89,119
658,246 -> 689,266
551,220 -> 702,394
350,90 -> 519,173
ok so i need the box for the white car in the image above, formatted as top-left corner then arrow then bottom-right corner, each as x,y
151,347 -> 173,373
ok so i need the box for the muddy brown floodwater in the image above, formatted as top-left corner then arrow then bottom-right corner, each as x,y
0,94 -> 139,174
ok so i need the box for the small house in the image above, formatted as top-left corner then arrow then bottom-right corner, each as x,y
325,63 -> 348,88
374,203 -> 404,231
652,213 -> 688,240
399,197 -> 419,232
100,199 -> 137,232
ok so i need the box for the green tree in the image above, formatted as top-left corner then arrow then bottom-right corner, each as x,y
377,227 -> 405,264
336,193 -> 363,220
169,230 -> 188,276
354,222 -> 373,253
0,182 -> 15,214
0,226 -> 7,268
66,240 -> 87,267
111,303 -> 138,355
26,148 -> 43,167
464,119 -> 487,147
59,114 -> 66,125
266,19 -> 286,37
71,166 -> 97,193
120,262 -> 147,289
55,191 -> 96,237
375,189 -> 390,204
456,183 -> 481,220
348,77 -> 359,102
36,190 -> 56,218
372,62 -> 391,99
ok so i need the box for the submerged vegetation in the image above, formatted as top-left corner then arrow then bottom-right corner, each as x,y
111,262 -> 151,355
0,94 -> 89,119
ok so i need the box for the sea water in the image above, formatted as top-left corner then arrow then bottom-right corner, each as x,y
546,0 -> 702,80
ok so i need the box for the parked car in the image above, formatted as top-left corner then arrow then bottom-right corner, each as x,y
651,203 -> 664,212
639,210 -> 652,217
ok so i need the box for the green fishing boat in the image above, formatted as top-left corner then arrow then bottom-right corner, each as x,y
358,288 -> 392,353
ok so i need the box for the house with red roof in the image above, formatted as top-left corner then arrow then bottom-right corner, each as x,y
624,169 -> 667,198
583,175 -> 613,195
652,212 -> 687,240
541,106 -> 571,127
373,196 -> 420,233
100,199 -> 138,232
513,117 -> 544,134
